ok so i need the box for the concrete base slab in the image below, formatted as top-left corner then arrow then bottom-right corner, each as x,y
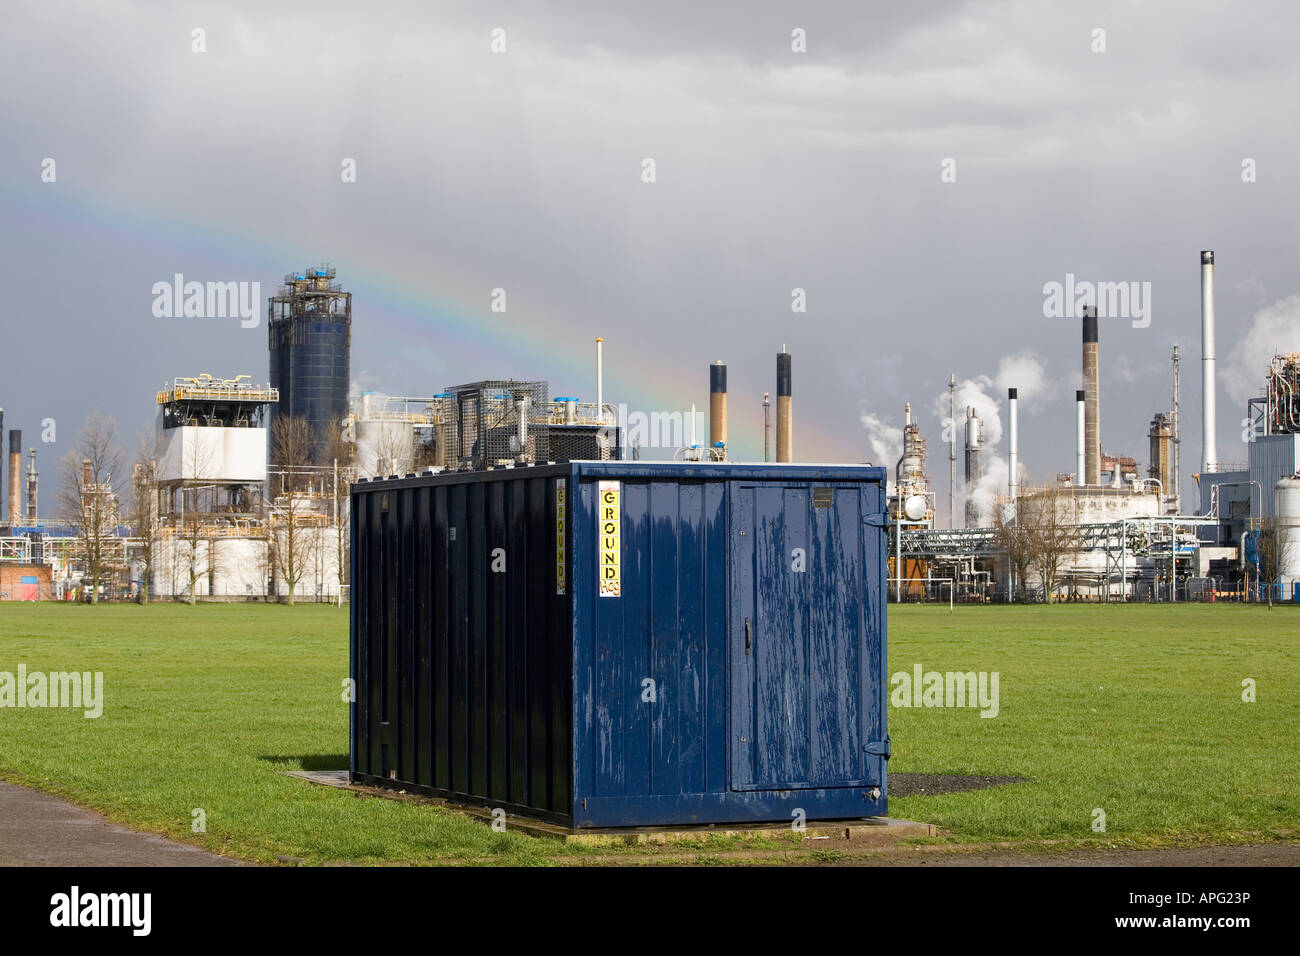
285,770 -> 937,844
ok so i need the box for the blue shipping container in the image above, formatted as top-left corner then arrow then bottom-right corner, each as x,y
350,461 -> 889,828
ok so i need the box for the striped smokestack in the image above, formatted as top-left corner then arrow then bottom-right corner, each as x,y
1082,305 -> 1100,485
709,361 -> 727,459
776,347 -> 792,462
8,429 -> 21,527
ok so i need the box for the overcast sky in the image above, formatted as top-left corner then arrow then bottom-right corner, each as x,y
3,0 -> 1299,524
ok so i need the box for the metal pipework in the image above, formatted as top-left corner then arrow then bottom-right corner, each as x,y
1201,251 -> 1217,473
8,429 -> 21,527
1083,305 -> 1101,485
895,453 -> 905,602
1007,387 -> 1018,502
762,392 -> 771,463
25,447 -> 37,522
709,361 -> 727,461
1075,390 -> 1086,483
514,394 -> 529,456
963,407 -> 982,528
1171,344 -> 1181,512
948,375 -> 956,529
776,348 -> 792,462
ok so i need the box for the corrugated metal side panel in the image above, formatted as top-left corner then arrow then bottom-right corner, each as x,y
1249,433 -> 1300,518
351,471 -> 573,819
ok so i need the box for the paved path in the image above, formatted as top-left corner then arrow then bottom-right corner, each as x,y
0,781 -> 242,866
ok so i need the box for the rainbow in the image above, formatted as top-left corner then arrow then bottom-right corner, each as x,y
7,179 -> 847,460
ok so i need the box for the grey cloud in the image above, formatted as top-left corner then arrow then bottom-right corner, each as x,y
0,0 -> 1295,509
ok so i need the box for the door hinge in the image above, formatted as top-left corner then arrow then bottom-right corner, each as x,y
864,512 -> 889,528
864,737 -> 892,758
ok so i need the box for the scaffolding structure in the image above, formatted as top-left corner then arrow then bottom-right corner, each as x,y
0,537 -> 32,562
1247,352 -> 1300,436
443,380 -> 552,470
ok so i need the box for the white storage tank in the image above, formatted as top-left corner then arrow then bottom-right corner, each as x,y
1275,476 -> 1300,595
210,537 -> 269,597
354,403 -> 414,479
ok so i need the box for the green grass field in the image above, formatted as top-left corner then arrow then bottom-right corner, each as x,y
0,602 -> 1296,864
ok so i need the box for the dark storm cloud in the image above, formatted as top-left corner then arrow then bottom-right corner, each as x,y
2,0 -> 1300,525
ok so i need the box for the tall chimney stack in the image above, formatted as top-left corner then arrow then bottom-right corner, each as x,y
1201,251 -> 1217,473
776,347 -> 792,462
1082,305 -> 1101,485
595,337 -> 604,422
963,407 -> 983,527
8,430 -> 22,527
709,361 -> 727,460
0,409 -> 5,525
1075,390 -> 1087,483
1007,387 -> 1019,502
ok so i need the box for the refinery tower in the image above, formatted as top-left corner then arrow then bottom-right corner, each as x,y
268,264 -> 352,460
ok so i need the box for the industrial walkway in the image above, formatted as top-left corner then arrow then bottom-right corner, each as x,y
0,781 -> 241,866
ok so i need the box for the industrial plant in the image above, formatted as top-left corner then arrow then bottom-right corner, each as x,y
2,251 -> 1297,603
896,251 -> 1300,603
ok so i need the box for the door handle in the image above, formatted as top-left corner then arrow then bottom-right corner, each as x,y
745,617 -> 751,655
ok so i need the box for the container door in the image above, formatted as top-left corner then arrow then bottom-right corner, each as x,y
730,481 -> 883,791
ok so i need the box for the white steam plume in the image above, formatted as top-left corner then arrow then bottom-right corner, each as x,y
934,376 -> 1003,445
1224,294 -> 1300,406
994,351 -> 1050,405
859,412 -> 902,469
930,350 -> 1047,527
966,454 -> 1009,528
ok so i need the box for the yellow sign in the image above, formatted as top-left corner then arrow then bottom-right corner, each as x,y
598,480 -> 620,597
555,479 -> 566,595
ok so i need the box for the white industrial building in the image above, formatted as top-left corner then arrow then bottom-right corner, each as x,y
149,374 -> 345,602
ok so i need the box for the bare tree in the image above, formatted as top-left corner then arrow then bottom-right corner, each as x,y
1023,483 -> 1082,603
176,430 -> 224,604
323,415 -> 354,473
130,434 -> 163,604
412,430 -> 439,472
270,416 -> 316,604
373,425 -> 410,478
1254,517 -> 1297,609
992,500 -> 1034,603
331,462 -> 353,605
57,412 -> 124,604
272,415 -> 314,487
178,516 -> 211,604
323,414 -> 354,604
